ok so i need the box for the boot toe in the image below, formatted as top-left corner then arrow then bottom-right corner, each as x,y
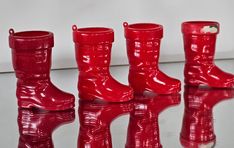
160,78 -> 181,94
226,77 -> 234,87
43,91 -> 75,111
63,93 -> 75,104
170,79 -> 181,91
60,93 -> 75,109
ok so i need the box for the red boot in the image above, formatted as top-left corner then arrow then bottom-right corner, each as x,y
126,93 -> 181,148
78,100 -> 132,148
123,22 -> 181,95
9,29 -> 75,111
72,25 -> 133,102
180,86 -> 234,147
182,21 -> 234,88
18,109 -> 75,148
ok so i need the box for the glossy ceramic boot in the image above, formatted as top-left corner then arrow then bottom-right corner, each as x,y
78,100 -> 132,148
126,93 -> 181,148
9,29 -> 75,111
72,25 -> 133,102
180,86 -> 234,147
123,22 -> 181,95
18,108 -> 75,148
182,21 -> 234,88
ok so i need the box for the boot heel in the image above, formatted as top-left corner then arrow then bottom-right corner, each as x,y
129,84 -> 145,95
78,93 -> 96,101
185,78 -> 207,87
18,99 -> 35,109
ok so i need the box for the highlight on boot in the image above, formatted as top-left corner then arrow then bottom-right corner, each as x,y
182,21 -> 234,88
9,28 -> 75,111
123,22 -> 181,95
72,25 -> 133,102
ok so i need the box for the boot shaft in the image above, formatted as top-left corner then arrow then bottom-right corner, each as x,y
9,29 -> 54,80
123,22 -> 163,71
72,25 -> 114,74
183,34 -> 217,65
126,39 -> 161,70
74,43 -> 112,74
12,48 -> 52,80
182,21 -> 219,65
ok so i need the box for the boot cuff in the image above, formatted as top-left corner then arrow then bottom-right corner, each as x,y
9,29 -> 54,50
182,21 -> 219,35
124,22 -> 163,41
72,25 -> 114,44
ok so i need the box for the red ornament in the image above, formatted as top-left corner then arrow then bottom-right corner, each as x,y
18,109 -> 75,147
72,25 -> 133,102
123,22 -> 181,94
180,86 -> 234,147
9,29 -> 75,111
182,21 -> 234,88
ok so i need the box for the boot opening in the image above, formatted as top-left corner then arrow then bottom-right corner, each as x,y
127,23 -> 162,30
77,27 -> 113,33
183,21 -> 219,26
182,21 -> 219,34
12,31 -> 52,38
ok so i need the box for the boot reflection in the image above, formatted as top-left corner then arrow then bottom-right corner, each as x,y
18,109 -> 75,148
180,86 -> 234,148
78,100 -> 132,148
126,93 -> 181,148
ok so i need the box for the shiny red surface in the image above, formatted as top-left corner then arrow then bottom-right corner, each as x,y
9,29 -> 75,111
180,86 -> 234,147
124,22 -> 181,94
78,93 -> 180,148
126,93 -> 181,148
72,25 -> 133,102
18,108 -> 75,148
78,100 -> 132,148
182,21 -> 234,88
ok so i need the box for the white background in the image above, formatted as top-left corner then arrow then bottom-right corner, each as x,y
1,0 -> 234,72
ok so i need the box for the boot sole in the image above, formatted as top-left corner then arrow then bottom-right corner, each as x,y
185,79 -> 234,88
79,92 -> 133,102
18,99 -> 75,111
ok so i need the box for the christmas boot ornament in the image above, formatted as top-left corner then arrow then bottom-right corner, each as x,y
9,29 -> 75,111
123,22 -> 181,95
182,21 -> 234,88
72,25 -> 133,102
